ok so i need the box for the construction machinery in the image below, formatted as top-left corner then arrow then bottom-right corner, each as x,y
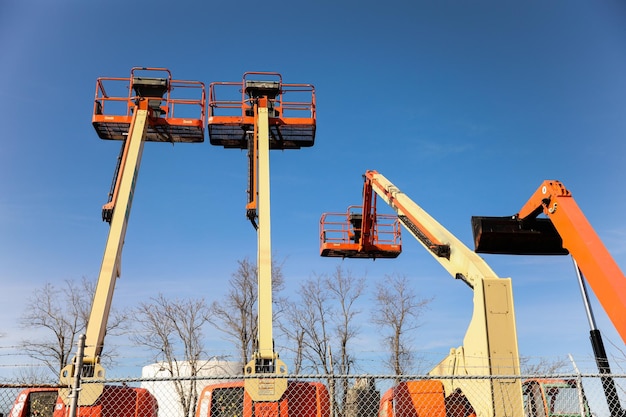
13,67 -> 205,417
473,179 -> 626,417
69,66 -> 205,390
9,388 -> 60,417
522,379 -> 591,417
196,72 -> 329,417
378,381 -> 447,417
9,386 -> 158,417
320,170 -> 524,417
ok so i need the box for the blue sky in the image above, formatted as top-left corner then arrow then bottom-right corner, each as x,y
1,1 -> 626,378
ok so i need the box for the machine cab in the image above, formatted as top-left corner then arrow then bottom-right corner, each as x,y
523,379 -> 590,417
9,388 -> 62,417
196,381 -> 330,417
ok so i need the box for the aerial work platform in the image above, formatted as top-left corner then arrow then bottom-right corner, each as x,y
205,72 -> 322,403
92,67 -> 206,143
320,171 -> 404,259
207,72 -> 316,149
320,205 -> 402,258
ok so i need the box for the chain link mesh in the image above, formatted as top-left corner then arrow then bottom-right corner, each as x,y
2,374 -> 625,417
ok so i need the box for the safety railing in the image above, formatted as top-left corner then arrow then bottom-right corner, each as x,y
207,72 -> 316,149
92,67 -> 206,143
320,206 -> 402,258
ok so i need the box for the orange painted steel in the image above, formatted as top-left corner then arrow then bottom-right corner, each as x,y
517,180 -> 626,344
196,381 -> 330,417
207,72 -> 316,150
319,170 -> 403,259
92,67 -> 206,143
320,206 -> 402,258
379,380 -> 447,417
10,387 -> 157,417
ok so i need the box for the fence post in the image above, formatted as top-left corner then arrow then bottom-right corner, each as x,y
68,334 -> 86,417
569,354 -> 587,417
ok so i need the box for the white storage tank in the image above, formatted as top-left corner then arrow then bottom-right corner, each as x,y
141,359 -> 242,417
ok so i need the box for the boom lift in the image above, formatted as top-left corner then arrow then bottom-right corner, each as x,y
63,66 -> 205,405
472,180 -> 626,417
10,68 -> 206,417
320,170 -> 523,417
196,72 -> 329,417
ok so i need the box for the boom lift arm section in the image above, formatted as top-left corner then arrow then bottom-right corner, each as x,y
321,170 -> 523,417
59,68 -> 206,406
473,180 -> 626,344
208,72 -> 316,228
473,179 -> 626,417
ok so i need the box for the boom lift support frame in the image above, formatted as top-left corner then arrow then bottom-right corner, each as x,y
60,67 -> 206,406
320,170 -> 523,417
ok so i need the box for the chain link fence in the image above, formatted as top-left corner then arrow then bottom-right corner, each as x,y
2,373 -> 625,417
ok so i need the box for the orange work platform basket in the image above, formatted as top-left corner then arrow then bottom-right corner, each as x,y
207,72 -> 316,150
92,67 -> 206,143
320,206 -> 402,259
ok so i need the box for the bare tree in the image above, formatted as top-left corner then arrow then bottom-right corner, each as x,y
328,265 -> 365,375
286,273 -> 334,374
327,266 -> 365,417
131,294 -> 211,417
285,273 -> 340,416
208,257 -> 284,367
19,277 -> 127,379
277,299 -> 306,373
279,266 -> 364,417
280,267 -> 365,374
371,273 -> 432,375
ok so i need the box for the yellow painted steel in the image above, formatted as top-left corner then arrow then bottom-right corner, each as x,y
60,109 -> 149,406
370,172 -> 523,417
256,105 -> 274,361
244,103 -> 288,402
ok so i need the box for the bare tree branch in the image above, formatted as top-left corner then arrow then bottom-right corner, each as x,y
327,265 -> 364,375
279,266 -> 365,417
520,356 -> 569,374
208,257 -> 284,367
371,273 -> 432,375
131,294 -> 211,417
19,277 -> 127,381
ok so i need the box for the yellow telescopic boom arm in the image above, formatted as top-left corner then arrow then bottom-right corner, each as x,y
366,170 -> 523,417
60,101 -> 149,405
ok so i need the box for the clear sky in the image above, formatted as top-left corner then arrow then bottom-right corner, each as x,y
1,0 -> 626,378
